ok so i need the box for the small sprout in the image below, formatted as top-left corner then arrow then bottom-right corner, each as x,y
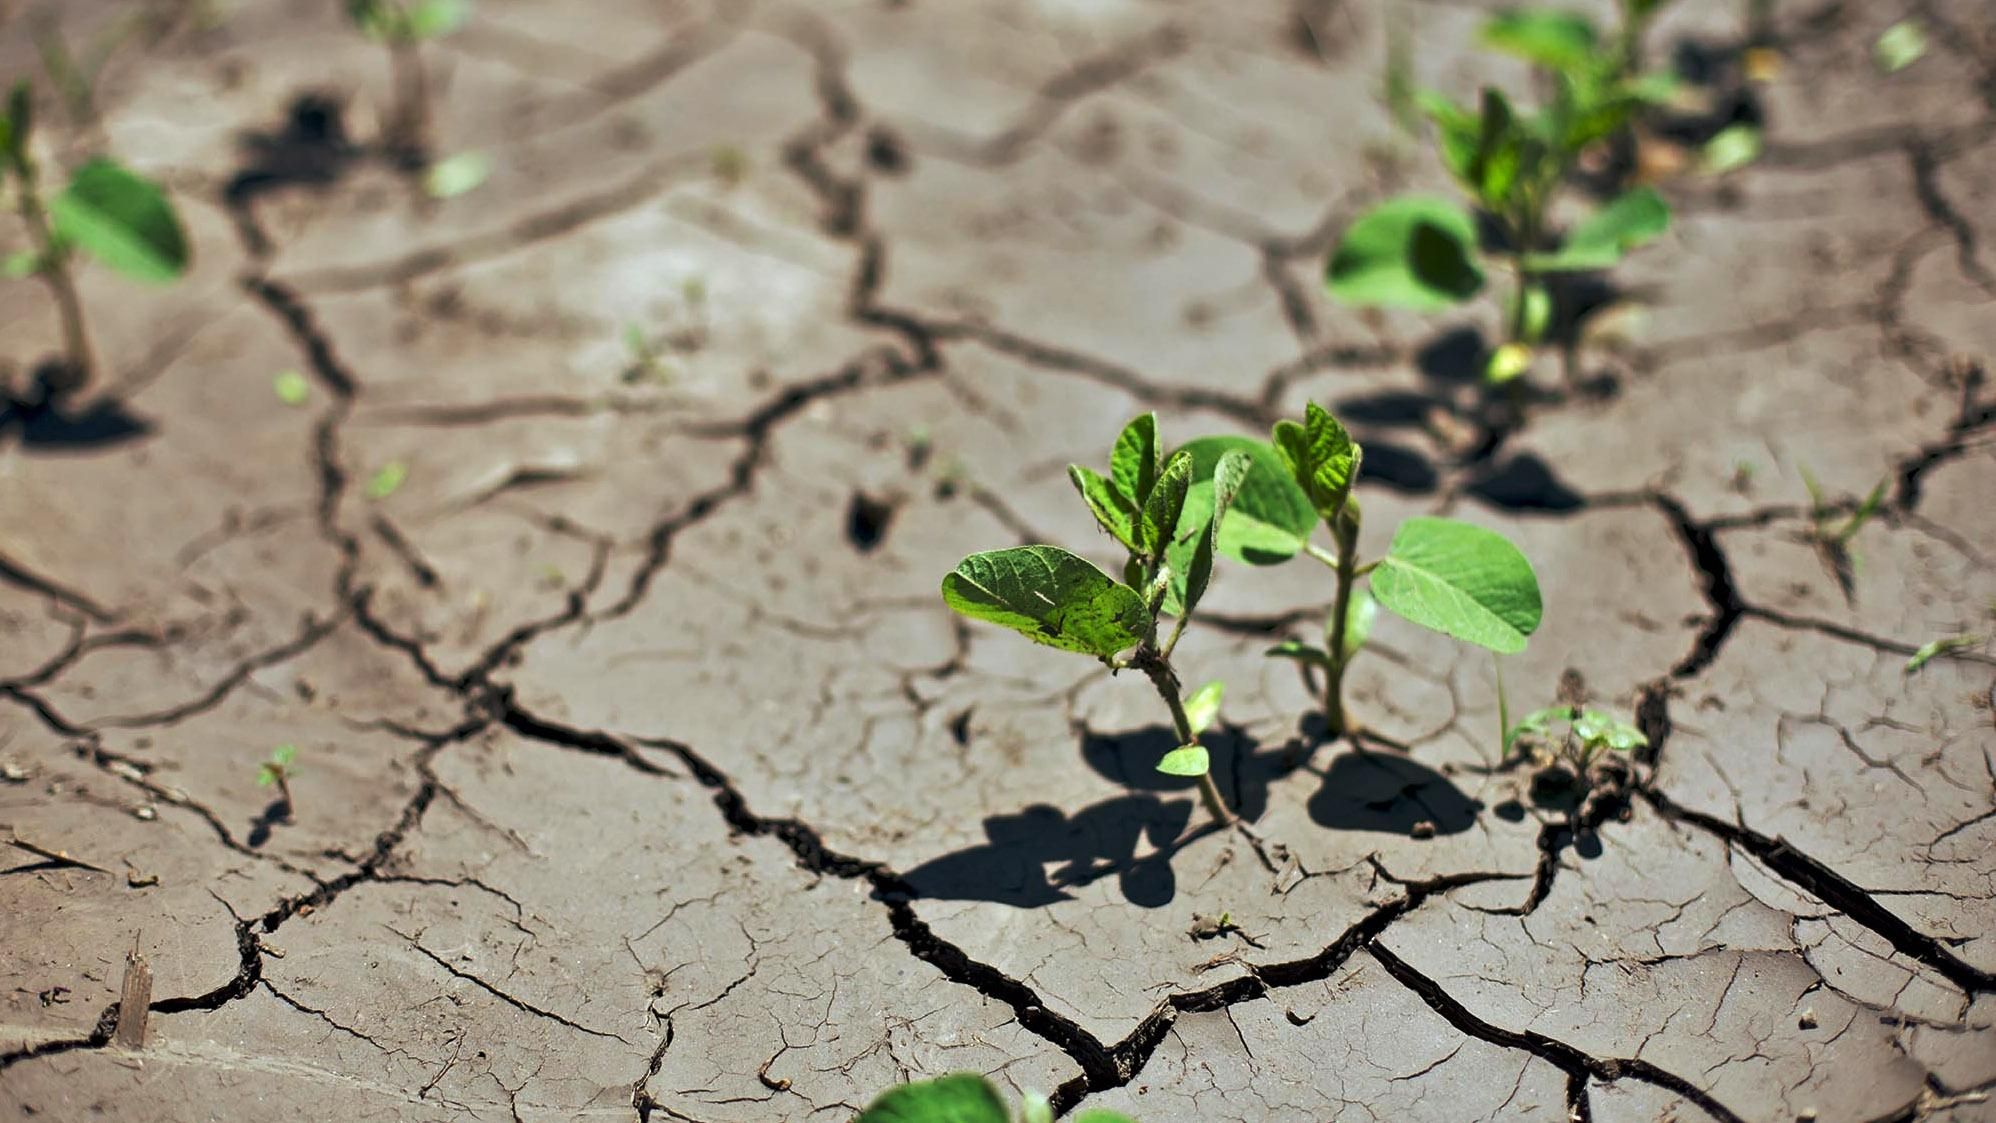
1874,20 -> 1927,74
1701,124 -> 1763,174
347,0 -> 469,163
423,150 -> 491,198
366,461 -> 409,499
857,1072 -> 1138,1123
1906,635 -> 1983,674
273,370 -> 310,406
257,744 -> 298,814
1486,341 -> 1535,384
1507,703 -> 1646,773
1800,466 -> 1887,603
621,322 -> 672,385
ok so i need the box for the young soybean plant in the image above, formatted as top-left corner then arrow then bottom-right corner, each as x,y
1,83 -> 190,392
857,1072 -> 1134,1123
347,0 -> 469,167
941,414 -> 1252,825
1329,41 -> 1671,383
1186,404 -> 1543,738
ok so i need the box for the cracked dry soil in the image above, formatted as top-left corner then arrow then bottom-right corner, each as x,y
2,0 -> 1994,1120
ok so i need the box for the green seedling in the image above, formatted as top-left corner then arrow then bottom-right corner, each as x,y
1198,404 -> 1542,739
1800,466 -> 1886,603
856,1073 -> 1136,1123
273,370 -> 310,406
256,744 -> 298,813
347,0 -> 469,165
1905,634 -> 1984,675
941,413 -> 1253,824
366,460 -> 410,499
1875,20 -> 1928,74
423,150 -> 490,199
0,83 -> 190,392
620,322 -> 674,384
1331,5 -> 1678,385
1505,702 -> 1645,805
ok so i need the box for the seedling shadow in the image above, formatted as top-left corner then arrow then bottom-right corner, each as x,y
225,94 -> 361,253
898,795 -> 1196,909
0,365 -> 152,452
1305,748 -> 1483,837
246,798 -> 293,848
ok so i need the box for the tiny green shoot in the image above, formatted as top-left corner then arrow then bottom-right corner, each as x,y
1905,635 -> 1984,675
257,744 -> 299,813
366,461 -> 410,500
1800,466 -> 1887,603
1874,20 -> 1928,74
1506,702 -> 1646,774
942,413 -> 1253,824
856,1073 -> 1137,1123
1701,124 -> 1763,174
273,370 -> 311,406
0,82 -> 190,392
423,150 -> 490,199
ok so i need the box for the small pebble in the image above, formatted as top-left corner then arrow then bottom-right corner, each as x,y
1,762 -> 26,783
133,805 -> 156,821
1411,820 -> 1436,839
1798,1007 -> 1818,1029
1798,1109 -> 1818,1122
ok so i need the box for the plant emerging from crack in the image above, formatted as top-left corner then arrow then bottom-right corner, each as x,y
941,413 -> 1252,825
1,81 -> 189,396
1330,3 -> 1677,387
857,1072 -> 1135,1123
256,744 -> 299,816
346,0 -> 468,168
1196,403 -> 1544,740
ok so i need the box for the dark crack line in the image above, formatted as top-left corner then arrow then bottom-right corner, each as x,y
1368,944 -> 1748,1123
0,549 -> 117,623
397,935 -> 629,1043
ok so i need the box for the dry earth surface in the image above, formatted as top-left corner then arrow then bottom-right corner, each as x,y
2,0 -> 1994,1120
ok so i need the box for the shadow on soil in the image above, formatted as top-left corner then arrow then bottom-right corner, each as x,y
899,726 -> 1484,909
0,364 -> 152,452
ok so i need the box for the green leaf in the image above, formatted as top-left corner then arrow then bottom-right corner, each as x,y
273,370 -> 310,406
1139,450 -> 1193,559
348,0 -> 399,38
1111,413 -> 1162,508
1371,517 -> 1543,654
1178,448 -> 1252,616
1528,187 -> 1669,272
1512,282 -> 1553,344
1573,709 -> 1646,751
1267,640 -> 1332,667
1155,744 -> 1210,777
1481,8 -> 1600,73
1905,634 -> 1982,674
1172,437 -> 1316,565
941,546 -> 1150,659
1183,681 -> 1224,736
271,744 -> 297,767
424,150 -> 491,199
407,0 -> 470,37
1342,586 -> 1378,660
1875,20 -> 1926,74
1021,1093 -> 1054,1123
1701,124 -> 1762,174
1327,196 -> 1484,311
1270,403 -> 1359,522
366,461 -> 409,499
50,158 -> 190,283
1470,88 -> 1524,207
1504,704 -> 1570,753
1069,465 -> 1141,553
1419,90 -> 1482,184
1485,342 -> 1534,384
856,1073 -> 1010,1123
1073,1113 -> 1140,1123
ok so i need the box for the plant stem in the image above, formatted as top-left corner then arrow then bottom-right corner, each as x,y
386,37 -> 429,166
11,161 -> 94,390
1303,542 -> 1342,570
1134,648 -> 1232,826
1321,511 -> 1360,739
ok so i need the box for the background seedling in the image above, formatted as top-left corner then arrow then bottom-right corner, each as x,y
1905,634 -> 1985,675
273,369 -> 310,406
1185,404 -> 1542,740
366,460 -> 409,499
856,1072 -> 1136,1123
942,413 -> 1252,825
347,0 -> 469,167
1799,466 -> 1885,604
2,83 -> 190,396
1504,701 -> 1645,817
1875,20 -> 1928,74
1331,5 -> 1678,387
257,744 -> 299,816
423,149 -> 490,199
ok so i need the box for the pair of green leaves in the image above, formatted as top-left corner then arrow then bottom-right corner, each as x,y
1505,705 -> 1646,756
1327,184 -> 1667,311
1203,404 -> 1543,656
856,1073 -> 1134,1123
0,84 -> 189,285
942,415 -> 1251,661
